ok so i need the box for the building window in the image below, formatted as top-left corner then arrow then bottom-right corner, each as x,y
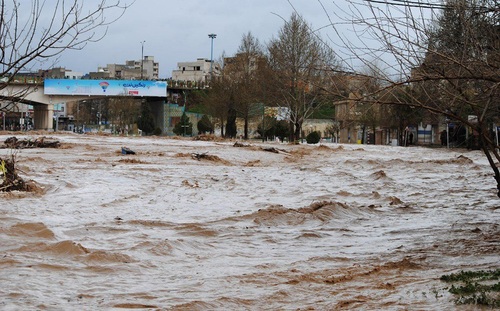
196,66 -> 201,71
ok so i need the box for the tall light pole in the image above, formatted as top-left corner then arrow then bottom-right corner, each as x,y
140,40 -> 146,79
208,33 -> 217,81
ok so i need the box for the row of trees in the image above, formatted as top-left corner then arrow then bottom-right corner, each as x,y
199,14 -> 339,142
195,0 -> 499,196
328,0 -> 499,195
1,0 -> 499,197
196,12 -> 428,144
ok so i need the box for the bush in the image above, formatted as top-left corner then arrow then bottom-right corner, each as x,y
306,131 -> 321,144
197,115 -> 214,134
152,127 -> 162,136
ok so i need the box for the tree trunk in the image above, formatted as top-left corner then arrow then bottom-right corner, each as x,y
294,121 -> 302,143
478,127 -> 500,198
220,118 -> 225,137
225,108 -> 237,138
244,115 -> 249,140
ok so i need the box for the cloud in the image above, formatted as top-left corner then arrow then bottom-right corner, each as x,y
54,0 -> 344,78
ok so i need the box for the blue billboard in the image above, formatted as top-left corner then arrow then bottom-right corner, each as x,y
44,79 -> 167,97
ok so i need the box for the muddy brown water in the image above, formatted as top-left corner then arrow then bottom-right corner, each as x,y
0,134 -> 498,310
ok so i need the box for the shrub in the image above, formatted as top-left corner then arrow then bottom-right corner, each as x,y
306,131 -> 321,144
152,127 -> 162,136
197,115 -> 214,134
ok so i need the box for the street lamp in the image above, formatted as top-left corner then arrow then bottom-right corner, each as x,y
140,40 -> 146,79
182,124 -> 189,137
208,33 -> 217,80
77,101 -> 81,133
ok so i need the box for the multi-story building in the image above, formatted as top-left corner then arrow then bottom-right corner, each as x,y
171,58 -> 219,83
90,56 -> 159,80
38,67 -> 83,79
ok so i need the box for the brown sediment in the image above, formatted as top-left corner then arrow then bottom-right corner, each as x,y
0,257 -> 21,266
370,170 -> 391,181
176,223 -> 219,237
35,263 -> 71,271
14,241 -> 90,255
430,155 -> 474,164
169,301 -> 218,310
388,196 -> 404,205
118,158 -> 148,164
84,250 -> 134,263
182,179 -> 199,188
133,240 -> 174,256
247,201 -> 365,226
127,219 -> 173,227
112,303 -> 159,308
7,222 -> 55,239
336,190 -> 352,196
245,159 -> 261,167
192,134 -> 226,142
297,232 -> 323,239
21,156 -> 53,163
288,147 -> 312,157
316,144 -> 332,151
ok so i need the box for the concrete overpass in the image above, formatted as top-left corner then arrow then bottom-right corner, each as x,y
0,79 -> 168,130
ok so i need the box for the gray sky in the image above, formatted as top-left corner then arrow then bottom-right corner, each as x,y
54,0 -> 344,79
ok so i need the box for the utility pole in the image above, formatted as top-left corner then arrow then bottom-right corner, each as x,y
208,34 -> 217,81
140,40 -> 146,79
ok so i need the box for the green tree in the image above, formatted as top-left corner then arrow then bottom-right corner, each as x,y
306,131 -> 321,144
137,102 -> 155,135
173,112 -> 193,136
258,117 -> 290,142
197,114 -> 214,134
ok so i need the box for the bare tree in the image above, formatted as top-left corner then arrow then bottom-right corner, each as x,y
319,0 -> 500,196
0,0 -> 130,101
108,97 -> 140,134
224,32 -> 265,139
268,12 -> 338,142
204,74 -> 231,137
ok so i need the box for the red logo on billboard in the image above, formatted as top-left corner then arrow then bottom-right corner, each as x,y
128,90 -> 139,95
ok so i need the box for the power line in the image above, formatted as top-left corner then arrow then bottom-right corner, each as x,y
363,0 -> 495,11
363,0 -> 447,9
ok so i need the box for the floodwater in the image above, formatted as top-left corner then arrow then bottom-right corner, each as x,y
0,133 -> 498,310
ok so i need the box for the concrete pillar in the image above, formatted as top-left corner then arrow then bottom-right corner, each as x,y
33,104 -> 54,131
148,100 -> 166,134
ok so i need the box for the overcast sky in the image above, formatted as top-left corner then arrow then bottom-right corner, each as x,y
53,0 -> 346,79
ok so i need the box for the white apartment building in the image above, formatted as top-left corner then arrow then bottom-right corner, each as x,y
171,58 -> 219,83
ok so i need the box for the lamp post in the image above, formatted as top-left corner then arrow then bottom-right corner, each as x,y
140,40 -> 146,79
208,33 -> 217,81
182,124 -> 189,137
77,101 -> 80,133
